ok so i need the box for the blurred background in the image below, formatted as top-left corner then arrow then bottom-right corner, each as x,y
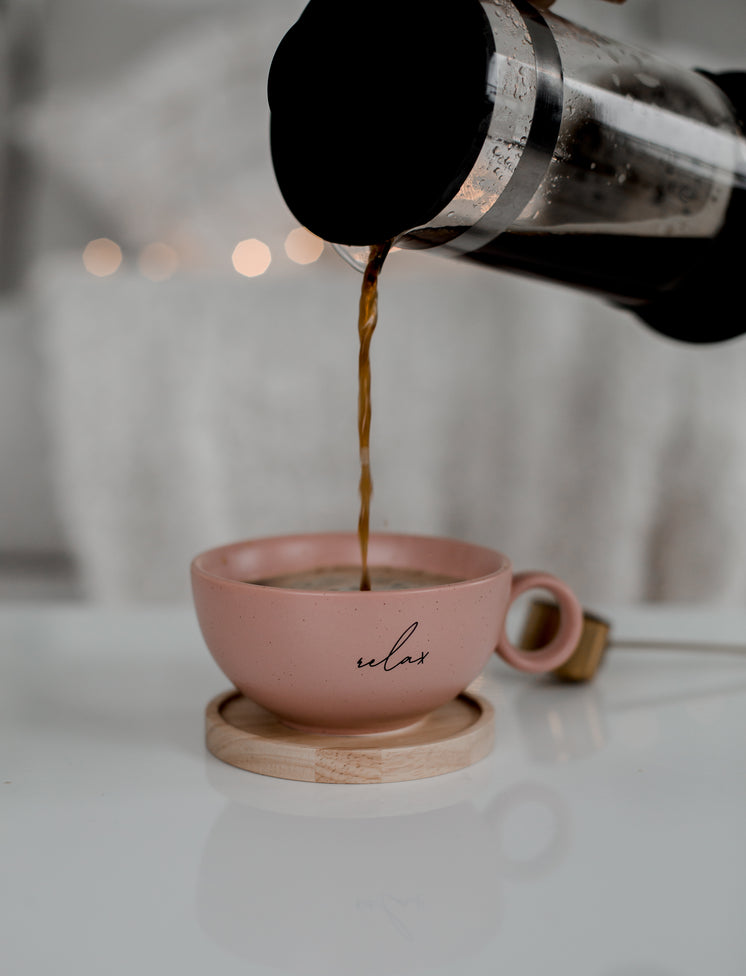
1,0 -> 745,605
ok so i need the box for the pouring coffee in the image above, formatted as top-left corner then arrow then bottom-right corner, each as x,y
268,0 -> 746,343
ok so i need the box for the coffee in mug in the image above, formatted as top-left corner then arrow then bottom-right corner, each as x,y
254,565 -> 462,591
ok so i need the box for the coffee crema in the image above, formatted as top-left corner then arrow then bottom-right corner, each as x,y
253,565 -> 462,592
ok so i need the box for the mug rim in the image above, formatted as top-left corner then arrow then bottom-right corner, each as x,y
191,530 -> 511,593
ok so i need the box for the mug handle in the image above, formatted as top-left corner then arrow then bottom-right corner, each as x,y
496,571 -> 583,674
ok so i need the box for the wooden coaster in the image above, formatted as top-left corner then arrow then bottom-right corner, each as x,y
205,690 -> 495,784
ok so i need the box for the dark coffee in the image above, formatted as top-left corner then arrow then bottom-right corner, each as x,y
356,241 -> 392,590
254,565 -> 461,592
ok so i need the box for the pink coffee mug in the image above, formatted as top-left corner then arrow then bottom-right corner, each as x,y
191,532 -> 583,734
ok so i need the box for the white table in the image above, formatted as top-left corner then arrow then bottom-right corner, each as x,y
3,604 -> 745,974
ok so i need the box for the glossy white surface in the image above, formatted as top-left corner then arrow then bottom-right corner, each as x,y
3,604 -> 745,974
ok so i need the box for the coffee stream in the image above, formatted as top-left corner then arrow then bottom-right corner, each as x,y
357,241 -> 392,590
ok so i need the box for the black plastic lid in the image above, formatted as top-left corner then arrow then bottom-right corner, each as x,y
634,70 -> 746,344
268,0 -> 494,245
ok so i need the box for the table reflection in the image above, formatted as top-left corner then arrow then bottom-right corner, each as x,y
197,763 -> 571,973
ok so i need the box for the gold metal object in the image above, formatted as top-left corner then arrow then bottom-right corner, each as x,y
520,600 -> 612,682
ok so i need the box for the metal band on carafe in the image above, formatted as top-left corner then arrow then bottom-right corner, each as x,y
413,0 -> 565,257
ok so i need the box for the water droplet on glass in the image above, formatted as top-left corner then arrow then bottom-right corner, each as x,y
636,72 -> 660,89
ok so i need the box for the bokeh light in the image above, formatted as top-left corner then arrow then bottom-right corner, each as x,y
284,227 -> 324,265
138,242 -> 179,282
232,238 -> 272,277
82,238 -> 122,277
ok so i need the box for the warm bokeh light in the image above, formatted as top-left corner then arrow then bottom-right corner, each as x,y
82,238 -> 122,277
138,242 -> 179,281
232,238 -> 271,277
284,227 -> 324,265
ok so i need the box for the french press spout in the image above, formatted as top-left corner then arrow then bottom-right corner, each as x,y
268,0 -> 746,343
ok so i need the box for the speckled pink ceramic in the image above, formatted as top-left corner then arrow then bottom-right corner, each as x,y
191,532 -> 582,734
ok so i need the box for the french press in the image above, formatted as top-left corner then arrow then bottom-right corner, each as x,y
268,0 -> 746,343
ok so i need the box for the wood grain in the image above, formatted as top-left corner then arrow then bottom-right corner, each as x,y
205,690 -> 495,784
